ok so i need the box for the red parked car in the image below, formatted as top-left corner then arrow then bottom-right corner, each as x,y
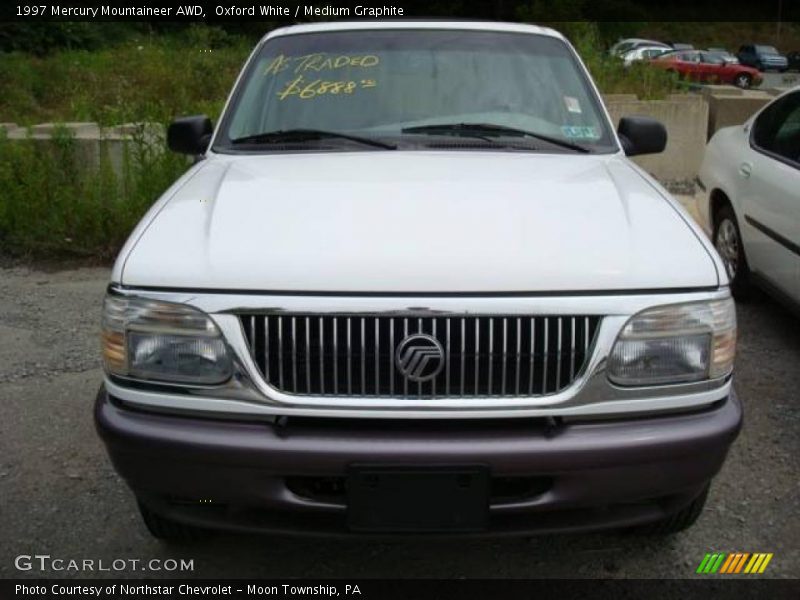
651,50 -> 762,89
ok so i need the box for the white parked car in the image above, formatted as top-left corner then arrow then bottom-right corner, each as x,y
96,21 -> 741,542
620,45 -> 669,66
609,38 -> 670,57
699,87 -> 800,307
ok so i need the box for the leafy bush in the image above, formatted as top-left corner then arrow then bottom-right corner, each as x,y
0,22 -> 133,55
0,126 -> 188,258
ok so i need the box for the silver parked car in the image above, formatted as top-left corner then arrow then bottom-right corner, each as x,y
620,45 -> 669,66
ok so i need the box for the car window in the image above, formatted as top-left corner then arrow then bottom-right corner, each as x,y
701,52 -> 724,65
752,92 -> 800,165
755,46 -> 779,55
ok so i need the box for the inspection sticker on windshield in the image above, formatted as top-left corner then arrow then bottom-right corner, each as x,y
561,125 -> 598,140
564,96 -> 582,113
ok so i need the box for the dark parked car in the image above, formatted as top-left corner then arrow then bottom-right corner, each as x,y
788,51 -> 800,72
737,44 -> 789,72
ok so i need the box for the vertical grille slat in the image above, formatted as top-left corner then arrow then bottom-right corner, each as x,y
460,318 -> 466,397
360,317 -> 366,396
500,319 -> 508,396
240,313 -> 601,399
570,317 -> 576,381
445,318 -> 451,397
374,317 -> 380,398
403,318 -> 409,398
318,316 -> 324,395
514,317 -> 521,396
277,317 -> 284,391
487,318 -> 495,397
291,317 -> 298,393
389,318 -> 395,396
542,318 -> 549,395
346,317 -> 352,396
555,317 -> 562,392
584,316 -> 590,354
417,317 -> 423,397
474,319 -> 480,397
332,317 -> 339,393
264,316 -> 270,383
528,317 -> 536,395
431,319 -> 438,398
305,316 -> 311,394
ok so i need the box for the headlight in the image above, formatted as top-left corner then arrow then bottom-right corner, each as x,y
101,294 -> 232,385
608,297 -> 736,386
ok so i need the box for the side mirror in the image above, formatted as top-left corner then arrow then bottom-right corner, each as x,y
617,116 -> 667,156
167,115 -> 213,155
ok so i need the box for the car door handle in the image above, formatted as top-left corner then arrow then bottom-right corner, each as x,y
738,162 -> 752,178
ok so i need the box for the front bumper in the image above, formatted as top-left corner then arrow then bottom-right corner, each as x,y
760,60 -> 788,70
95,388 -> 742,537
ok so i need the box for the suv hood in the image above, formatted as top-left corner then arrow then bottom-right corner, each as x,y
119,152 -> 719,292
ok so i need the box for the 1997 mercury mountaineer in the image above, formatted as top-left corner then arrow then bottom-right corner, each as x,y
96,21 -> 742,541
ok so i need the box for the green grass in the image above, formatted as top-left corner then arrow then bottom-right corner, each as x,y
0,30 -> 252,126
0,24 -> 685,260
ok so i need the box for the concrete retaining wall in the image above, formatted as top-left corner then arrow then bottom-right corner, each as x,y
0,87 -> 784,194
705,91 -> 773,139
0,122 -> 164,175
605,93 -> 708,193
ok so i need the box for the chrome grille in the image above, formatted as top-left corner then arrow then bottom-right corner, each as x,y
239,314 -> 601,398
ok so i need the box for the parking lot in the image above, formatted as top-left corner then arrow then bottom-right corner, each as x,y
0,254 -> 797,580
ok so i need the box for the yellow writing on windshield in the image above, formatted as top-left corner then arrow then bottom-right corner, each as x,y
265,53 -> 380,76
277,75 -> 378,100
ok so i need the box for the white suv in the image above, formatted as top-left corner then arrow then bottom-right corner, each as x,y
96,21 -> 741,541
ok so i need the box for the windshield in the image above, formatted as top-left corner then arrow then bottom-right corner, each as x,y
756,46 -> 779,55
214,29 -> 617,153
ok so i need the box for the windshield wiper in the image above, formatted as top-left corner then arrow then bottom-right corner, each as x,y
231,129 -> 396,150
401,123 -> 591,153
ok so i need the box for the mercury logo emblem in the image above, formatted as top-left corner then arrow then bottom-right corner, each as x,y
395,334 -> 445,382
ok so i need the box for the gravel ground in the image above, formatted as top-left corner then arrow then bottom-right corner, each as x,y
0,265 -> 798,579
